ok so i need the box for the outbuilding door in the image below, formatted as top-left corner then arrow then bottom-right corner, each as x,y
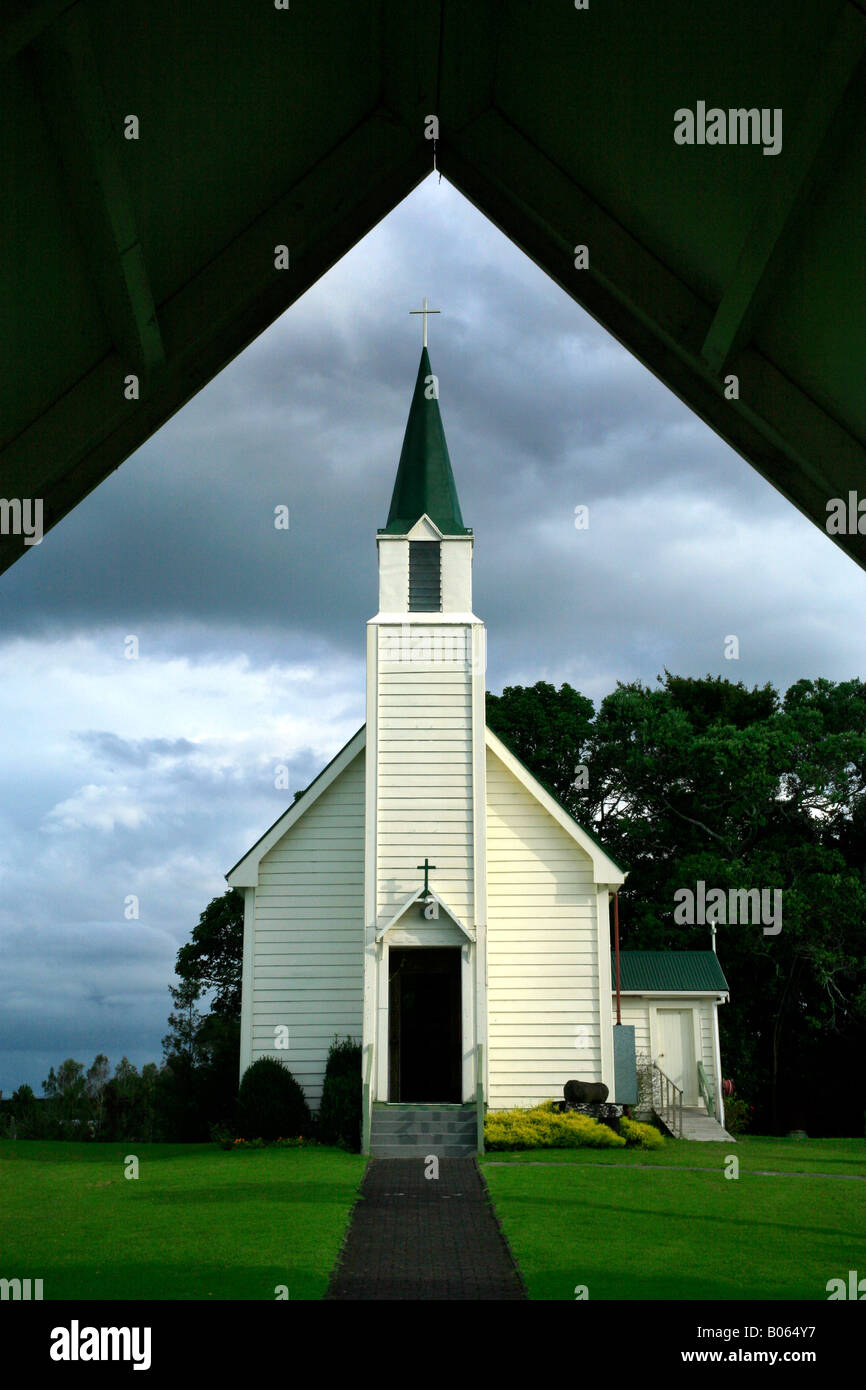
655,1009 -> 697,1104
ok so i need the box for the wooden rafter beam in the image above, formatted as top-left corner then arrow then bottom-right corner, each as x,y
444,107 -> 866,571
31,4 -> 165,377
700,4 -> 866,375
0,107 -> 425,573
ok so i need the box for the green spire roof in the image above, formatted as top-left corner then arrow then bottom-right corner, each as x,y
381,347 -> 470,535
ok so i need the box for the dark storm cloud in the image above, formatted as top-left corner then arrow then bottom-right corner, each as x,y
0,177 -> 769,650
77,732 -> 200,767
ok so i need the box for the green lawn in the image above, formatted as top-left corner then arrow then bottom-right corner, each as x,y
485,1135 -> 866,1176
482,1137 -> 866,1300
6,1136 -> 862,1302
0,1140 -> 366,1300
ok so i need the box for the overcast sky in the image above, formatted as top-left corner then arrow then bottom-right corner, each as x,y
1,173 -> 863,1095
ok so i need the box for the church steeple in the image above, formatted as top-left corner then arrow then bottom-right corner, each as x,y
375,344 -> 476,616
364,333 -> 487,1111
380,347 -> 471,536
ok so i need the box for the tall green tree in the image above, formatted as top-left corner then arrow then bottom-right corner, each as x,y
85,1053 -> 110,1132
486,673 -> 866,1133
160,888 -> 245,1138
42,1058 -> 87,1130
487,681 -> 594,807
175,888 -> 245,1018
162,977 -> 205,1064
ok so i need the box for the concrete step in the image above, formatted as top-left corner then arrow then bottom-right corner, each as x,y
369,1104 -> 479,1157
370,1125 -> 475,1142
371,1107 -> 475,1122
372,1105 -> 471,1118
371,1116 -> 476,1133
369,1128 -> 477,1144
369,1142 -> 477,1158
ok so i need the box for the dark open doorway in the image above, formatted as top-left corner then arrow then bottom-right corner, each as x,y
388,947 -> 462,1102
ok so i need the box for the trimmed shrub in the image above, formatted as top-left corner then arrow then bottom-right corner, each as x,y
485,1100 -> 626,1150
237,1058 -> 310,1141
317,1036 -> 362,1151
620,1115 -> 665,1149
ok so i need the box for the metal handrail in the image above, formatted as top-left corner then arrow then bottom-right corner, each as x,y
361,1043 -> 373,1155
651,1061 -> 683,1138
697,1061 -> 715,1117
476,1042 -> 485,1155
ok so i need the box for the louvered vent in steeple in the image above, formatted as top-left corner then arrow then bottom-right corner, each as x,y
408,540 -> 441,611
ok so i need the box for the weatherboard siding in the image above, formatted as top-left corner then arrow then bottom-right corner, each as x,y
375,626 -> 475,927
486,746 -> 601,1109
619,1001 -> 652,1061
250,751 -> 365,1108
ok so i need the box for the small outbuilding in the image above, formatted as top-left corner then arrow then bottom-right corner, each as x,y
614,950 -> 731,1136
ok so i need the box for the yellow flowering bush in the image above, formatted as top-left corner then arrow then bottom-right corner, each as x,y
483,1102 -> 666,1151
485,1101 -> 626,1150
619,1115 -> 665,1150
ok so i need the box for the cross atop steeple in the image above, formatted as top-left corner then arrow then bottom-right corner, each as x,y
409,296 -> 440,348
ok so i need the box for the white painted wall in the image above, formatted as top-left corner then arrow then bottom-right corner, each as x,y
618,995 -> 723,1111
440,538 -> 473,612
370,619 -> 482,1101
486,745 -> 603,1109
247,750 -> 365,1109
377,538 -> 409,611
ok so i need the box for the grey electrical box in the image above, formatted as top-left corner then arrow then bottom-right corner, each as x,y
613,1024 -> 637,1105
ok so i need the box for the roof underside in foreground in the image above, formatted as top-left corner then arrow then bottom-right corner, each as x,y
2,0 -> 865,573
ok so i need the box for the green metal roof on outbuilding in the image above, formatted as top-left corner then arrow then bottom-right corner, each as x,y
380,347 -> 471,536
614,951 -> 730,993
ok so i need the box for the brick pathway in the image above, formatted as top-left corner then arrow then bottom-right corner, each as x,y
326,1157 -> 526,1300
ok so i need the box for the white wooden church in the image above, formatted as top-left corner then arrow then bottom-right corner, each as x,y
227,336 -> 731,1148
